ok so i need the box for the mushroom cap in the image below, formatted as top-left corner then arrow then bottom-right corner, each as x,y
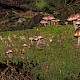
42,15 -> 55,21
40,20 -> 47,24
42,16 -> 49,21
77,18 -> 80,20
52,19 -> 60,22
34,36 -> 39,41
75,20 -> 80,24
29,37 -> 34,40
74,27 -> 80,37
67,14 -> 77,21
6,49 -> 13,54
34,35 -> 43,41
8,49 -> 13,53
37,35 -> 43,39
75,13 -> 80,18
34,37 -> 39,41
47,15 -> 55,20
23,43 -> 27,47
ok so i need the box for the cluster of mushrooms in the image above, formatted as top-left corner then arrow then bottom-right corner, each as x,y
67,13 -> 80,45
40,14 -> 60,26
29,35 -> 46,45
6,35 -> 44,58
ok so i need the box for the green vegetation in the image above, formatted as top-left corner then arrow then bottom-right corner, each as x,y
0,25 -> 80,80
36,0 -> 47,10
34,0 -> 80,20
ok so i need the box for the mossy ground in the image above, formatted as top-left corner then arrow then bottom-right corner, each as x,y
0,25 -> 80,80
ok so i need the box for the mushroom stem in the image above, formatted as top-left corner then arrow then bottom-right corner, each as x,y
78,37 -> 80,45
36,39 -> 40,45
73,21 -> 78,29
44,23 -> 46,26
31,40 -> 33,45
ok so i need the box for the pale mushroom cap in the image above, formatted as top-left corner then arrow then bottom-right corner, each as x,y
33,36 -> 38,41
75,13 -> 80,18
29,37 -> 34,40
6,49 -> 13,53
40,20 -> 47,24
47,15 -> 55,20
23,43 -> 27,47
34,37 -> 39,41
77,18 -> 80,20
42,16 -> 49,20
42,15 -> 55,20
74,27 -> 80,37
37,35 -> 43,39
75,20 -> 80,24
8,49 -> 13,53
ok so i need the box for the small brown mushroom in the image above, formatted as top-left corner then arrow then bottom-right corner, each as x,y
51,19 -> 60,25
67,13 -> 80,29
42,15 -> 55,25
75,20 -> 80,24
40,20 -> 48,26
74,27 -> 80,46
34,35 -> 46,45
29,37 -> 34,45
6,49 -> 13,58
23,43 -> 27,47
75,19 -> 80,28
42,16 -> 49,21
75,13 -> 80,19
47,15 -> 55,20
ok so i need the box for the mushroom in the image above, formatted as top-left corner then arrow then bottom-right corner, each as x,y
55,19 -> 60,25
42,16 -> 49,21
76,19 -> 80,23
34,35 -> 45,45
65,21 -> 68,25
51,19 -> 60,25
23,43 -> 27,47
34,36 -> 39,41
67,13 -> 80,29
74,27 -> 80,46
42,15 -> 55,25
47,15 -> 55,25
48,15 -> 55,20
42,15 -> 55,21
34,36 -> 39,45
40,20 -> 48,26
75,19 -> 80,26
67,14 -> 77,29
78,18 -> 80,20
37,35 -> 43,40
6,49 -> 13,58
51,20 -> 56,25
29,37 -> 34,45
75,13 -> 80,19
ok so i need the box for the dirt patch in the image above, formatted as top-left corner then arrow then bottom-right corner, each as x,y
0,61 -> 33,80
